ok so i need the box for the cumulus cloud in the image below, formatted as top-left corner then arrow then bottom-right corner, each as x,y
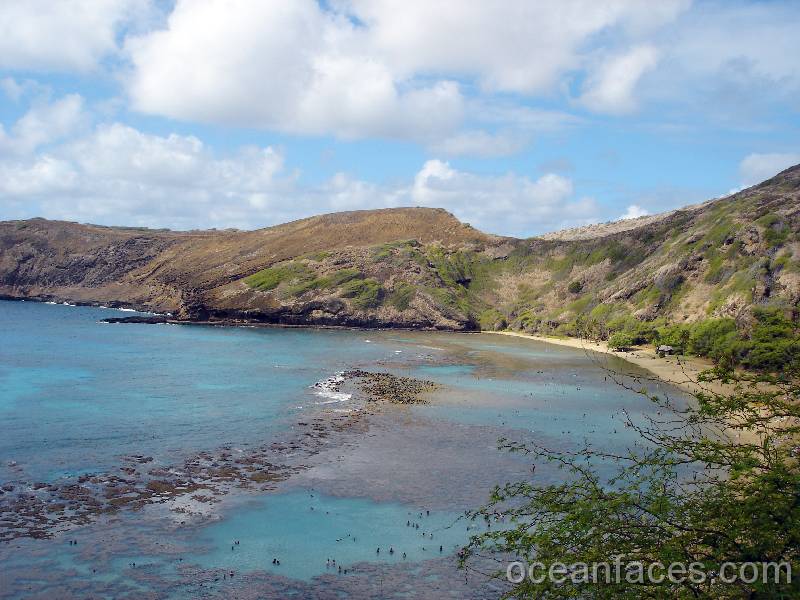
0,109 -> 596,235
125,0 -> 464,141
1,0 -> 798,141
113,0 -> 800,136
427,102 -> 582,157
5,0 -> 796,149
580,45 -> 659,114
0,94 -> 88,156
0,1 -> 152,72
4,1 -> 799,233
618,204 -> 649,220
410,160 -> 598,235
739,153 -> 800,187
122,0 -> 689,142
342,0 -> 690,94
0,122 -> 296,230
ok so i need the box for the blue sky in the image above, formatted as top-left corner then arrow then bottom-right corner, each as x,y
1,0 -> 799,237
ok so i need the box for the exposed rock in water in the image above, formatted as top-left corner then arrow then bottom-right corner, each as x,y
343,370 -> 439,404
101,315 -> 169,324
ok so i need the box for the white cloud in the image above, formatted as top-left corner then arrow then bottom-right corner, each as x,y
666,4 -> 800,88
0,1 -> 151,72
113,0 -> 800,136
0,117 -> 595,235
638,3 -> 800,122
580,45 -> 660,114
0,155 -> 78,197
410,160 -> 597,235
4,1 -> 800,234
0,94 -> 87,156
342,0 -> 685,94
0,78 -> 28,102
122,0 -> 688,142
429,130 -> 529,158
2,0 -> 799,141
0,118 -> 293,229
739,153 -> 800,187
618,204 -> 649,220
125,0 -> 463,141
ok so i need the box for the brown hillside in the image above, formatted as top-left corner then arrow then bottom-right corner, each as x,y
1,166 -> 799,331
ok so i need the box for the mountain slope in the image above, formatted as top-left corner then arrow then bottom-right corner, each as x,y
1,166 -> 799,331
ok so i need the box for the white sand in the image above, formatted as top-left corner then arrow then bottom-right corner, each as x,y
486,331 -> 726,395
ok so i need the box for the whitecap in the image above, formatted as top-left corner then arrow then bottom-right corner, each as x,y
311,372 -> 352,403
316,396 -> 351,405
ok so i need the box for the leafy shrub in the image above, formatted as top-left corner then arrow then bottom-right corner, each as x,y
514,309 -> 543,333
757,213 -> 789,247
303,251 -> 331,261
608,331 -> 635,350
655,323 -> 691,353
341,278 -> 383,309
284,277 -> 326,296
567,295 -> 594,315
427,247 -> 474,287
649,311 -> 800,373
373,240 -> 420,262
687,318 -> 737,360
737,308 -> 800,371
244,263 -> 310,291
464,362 -> 800,598
479,309 -> 507,331
388,282 -> 416,311
567,280 -> 583,294
325,268 -> 362,287
606,314 -> 658,345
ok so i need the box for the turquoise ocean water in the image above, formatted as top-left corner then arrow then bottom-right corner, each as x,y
0,300 -> 681,598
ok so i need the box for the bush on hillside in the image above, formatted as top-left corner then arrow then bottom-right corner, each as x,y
341,278 -> 383,310
687,318 -> 737,361
608,331 -> 635,350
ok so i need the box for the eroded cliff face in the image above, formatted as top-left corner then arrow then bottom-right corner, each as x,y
0,219 -> 187,312
2,165 -> 800,331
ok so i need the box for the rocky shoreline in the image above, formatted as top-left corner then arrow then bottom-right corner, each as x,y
2,294 -> 476,331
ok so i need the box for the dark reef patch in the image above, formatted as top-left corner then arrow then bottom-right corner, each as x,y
0,411 -> 369,543
343,370 -> 439,404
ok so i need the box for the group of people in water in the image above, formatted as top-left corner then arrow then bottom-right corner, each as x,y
310,506 -> 449,575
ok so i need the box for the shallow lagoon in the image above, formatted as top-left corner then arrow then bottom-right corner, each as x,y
196,490 -> 470,580
0,300 -> 684,598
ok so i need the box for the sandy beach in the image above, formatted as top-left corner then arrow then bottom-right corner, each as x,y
486,331 -> 726,396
